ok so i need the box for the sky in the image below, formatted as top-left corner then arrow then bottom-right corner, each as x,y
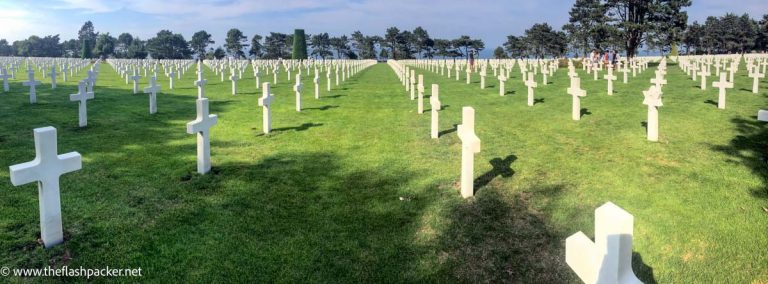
1,0 -> 767,56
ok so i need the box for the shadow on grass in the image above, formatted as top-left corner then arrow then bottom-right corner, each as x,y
580,108 -> 592,118
433,186 -> 574,282
257,123 -> 324,136
304,105 -> 339,111
703,99 -> 717,106
711,117 -> 768,199
534,98 -> 545,105
474,155 -> 517,190
438,124 -> 458,138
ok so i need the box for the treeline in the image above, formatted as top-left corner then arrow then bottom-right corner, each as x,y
0,21 -> 485,60
683,13 -> 768,54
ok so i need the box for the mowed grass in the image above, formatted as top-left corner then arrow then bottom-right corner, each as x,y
0,58 -> 766,283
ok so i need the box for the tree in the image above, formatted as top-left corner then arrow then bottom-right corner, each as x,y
504,35 -> 528,58
384,27 -> 400,59
412,26 -> 434,58
190,30 -> 215,59
604,0 -> 691,58
115,33 -> 134,58
395,30 -> 416,59
93,33 -> 116,58
309,33 -> 332,59
350,31 -> 379,59
757,14 -> 768,51
452,35 -> 484,59
434,39 -> 460,59
292,29 -> 308,60
493,46 -> 508,59
212,47 -> 226,59
126,37 -> 147,59
683,21 -> 703,54
562,0 -> 613,56
249,34 -> 263,58
224,28 -> 248,58
77,21 -> 97,58
0,39 -> 14,56
146,30 -> 191,59
379,48 -> 389,60
329,35 -> 351,59
263,32 -> 291,59
15,35 -> 62,57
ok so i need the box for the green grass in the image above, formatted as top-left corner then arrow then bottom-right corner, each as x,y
0,59 -> 767,283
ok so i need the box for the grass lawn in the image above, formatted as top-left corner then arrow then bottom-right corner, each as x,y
0,58 -> 767,282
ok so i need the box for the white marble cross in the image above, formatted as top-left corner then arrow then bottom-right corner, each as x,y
130,70 -> 142,94
230,70 -> 240,96
604,67 -> 617,96
410,70 -> 416,100
9,126 -> 82,248
430,84 -> 441,139
749,70 -> 765,94
650,71 -> 667,94
313,72 -> 320,99
85,70 -> 96,93
417,75 -> 425,114
62,65 -> 69,82
498,70 -> 508,97
480,70 -> 487,89
541,67 -> 549,85
699,68 -> 711,90
48,66 -> 58,89
69,81 -> 94,127
567,77 -> 587,121
143,76 -> 161,114
186,98 -> 218,174
457,107 -> 481,199
22,69 -> 41,104
258,82 -> 275,134
566,202 -> 642,284
713,73 -> 733,109
168,68 -> 176,90
194,64 -> 207,99
0,68 -> 9,92
642,85 -> 663,142
525,72 -> 538,106
294,74 -> 303,112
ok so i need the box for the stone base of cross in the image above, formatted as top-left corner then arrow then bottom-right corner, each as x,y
566,202 -> 642,284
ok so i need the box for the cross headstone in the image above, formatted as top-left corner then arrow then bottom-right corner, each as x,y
498,71 -> 508,97
69,81 -> 94,127
130,70 -> 142,94
565,202 -> 642,284
457,107 -> 481,198
430,84 -> 441,139
713,73 -> 733,109
410,70 -> 416,100
642,85 -> 663,142
230,71 -> 240,95
186,98 -> 218,174
313,71 -> 320,99
417,75 -> 425,114
258,82 -> 275,134
749,70 -> 765,94
650,71 -> 667,94
22,69 -> 41,104
699,68 -> 710,90
604,67 -> 617,96
48,66 -> 58,89
9,126 -> 82,248
143,76 -> 161,114
294,74 -> 303,112
525,72 -> 538,106
168,68 -> 176,89
194,63 -> 207,99
567,77 -> 587,121
0,68 -> 9,92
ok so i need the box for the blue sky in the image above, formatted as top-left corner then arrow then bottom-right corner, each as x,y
1,0 -> 766,54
